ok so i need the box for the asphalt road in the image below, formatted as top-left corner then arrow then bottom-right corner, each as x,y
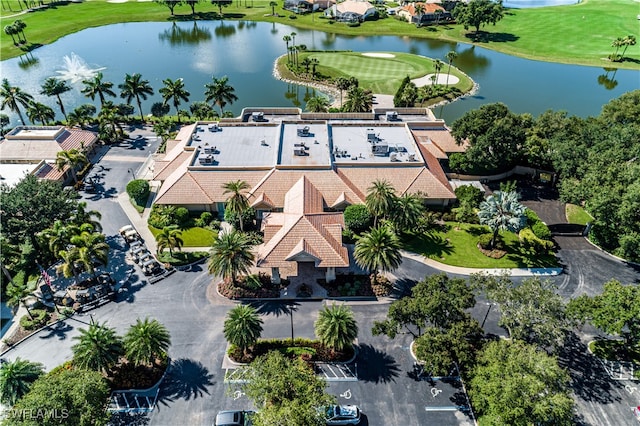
2,133 -> 640,425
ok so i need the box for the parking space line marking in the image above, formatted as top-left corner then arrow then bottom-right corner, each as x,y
424,406 -> 470,412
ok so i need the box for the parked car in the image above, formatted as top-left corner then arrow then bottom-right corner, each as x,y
324,405 -> 361,425
214,410 -> 255,426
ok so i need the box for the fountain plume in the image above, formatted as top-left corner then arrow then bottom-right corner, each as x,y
55,52 -> 106,83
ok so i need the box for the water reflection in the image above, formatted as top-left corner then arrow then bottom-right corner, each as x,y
17,52 -> 39,70
455,45 -> 491,76
159,22 -> 212,45
214,21 -> 236,38
597,68 -> 619,91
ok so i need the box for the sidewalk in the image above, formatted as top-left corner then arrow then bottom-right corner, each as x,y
117,181 -> 160,253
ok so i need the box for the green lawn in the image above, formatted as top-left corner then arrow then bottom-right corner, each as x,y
566,203 -> 593,225
402,222 -> 558,269
301,51 -> 473,95
2,0 -> 637,69
148,225 -> 217,247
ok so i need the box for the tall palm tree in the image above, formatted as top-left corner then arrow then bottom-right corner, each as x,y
4,25 -> 18,45
40,221 -> 93,258
222,180 -> 251,232
12,20 -> 27,43
67,104 -> 97,128
5,280 -> 35,321
81,72 -> 116,106
310,58 -> 320,77
69,232 -> 109,277
477,191 -> 527,249
620,35 -> 637,60
269,0 -> 277,15
445,51 -> 458,87
55,148 -> 88,184
123,317 -> 171,366
611,37 -> 624,60
390,193 -> 424,234
159,78 -> 190,124
354,225 -> 402,283
156,225 -> 184,256
0,78 -> 33,125
223,304 -> 263,356
119,73 -> 154,121
433,59 -> 443,84
208,230 -> 255,283
314,303 -> 358,355
26,101 -> 55,125
58,248 -> 81,285
282,35 -> 292,62
0,358 -> 44,406
40,77 -> 71,122
335,77 -> 351,108
71,321 -> 123,374
343,86 -> 373,113
414,3 -> 425,24
305,95 -> 330,113
365,179 -> 396,226
97,100 -> 124,143
204,75 -> 238,116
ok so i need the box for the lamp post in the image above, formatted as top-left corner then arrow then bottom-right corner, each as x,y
128,168 -> 136,179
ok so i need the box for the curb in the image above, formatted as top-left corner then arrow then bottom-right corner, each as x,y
1,314 -> 70,357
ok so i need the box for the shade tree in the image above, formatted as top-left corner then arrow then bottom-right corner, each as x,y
0,358 -> 44,406
452,0 -> 504,37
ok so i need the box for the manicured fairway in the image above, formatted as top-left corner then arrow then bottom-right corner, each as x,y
304,51 -> 473,95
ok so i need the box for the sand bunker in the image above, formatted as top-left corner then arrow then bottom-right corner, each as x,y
412,73 -> 460,87
362,52 -> 396,58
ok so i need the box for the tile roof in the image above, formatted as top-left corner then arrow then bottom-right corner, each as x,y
400,2 -> 444,16
412,128 -> 466,154
34,162 -> 67,181
257,177 -> 349,268
336,0 -> 375,15
0,127 -> 97,161
154,151 -> 193,181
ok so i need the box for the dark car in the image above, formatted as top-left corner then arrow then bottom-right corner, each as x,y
214,410 -> 255,426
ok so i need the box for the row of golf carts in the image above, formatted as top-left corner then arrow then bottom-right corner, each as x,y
119,225 -> 175,283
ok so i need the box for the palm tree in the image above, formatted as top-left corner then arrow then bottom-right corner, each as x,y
5,280 -> 35,321
204,75 -> 238,116
354,225 -> 402,283
13,20 -> 26,43
434,9 -> 443,26
81,72 -> 116,106
283,35 -> 292,62
67,104 -> 97,128
72,202 -> 103,232
71,321 -> 123,374
40,77 -> 71,122
343,86 -> 373,113
159,78 -> 191,124
620,35 -> 637,61
477,191 -> 527,249
156,225 -> 184,256
58,248 -> 81,285
0,114 -> 9,136
270,0 -> 277,15
26,101 -> 55,125
314,303 -> 358,355
0,78 -> 33,125
223,304 -> 263,356
98,100 -> 124,142
0,358 -> 44,406
305,95 -> 330,113
611,37 -> 624,61
222,180 -> 251,232
335,77 -> 351,108
69,232 -> 109,277
208,230 -> 255,283
433,59 -> 443,84
390,193 -> 424,234
119,73 -> 154,121
4,25 -> 17,45
123,317 -> 171,366
55,148 -> 88,184
445,51 -> 457,87
301,57 -> 312,74
310,58 -> 320,77
365,179 -> 396,226
414,3 -> 425,25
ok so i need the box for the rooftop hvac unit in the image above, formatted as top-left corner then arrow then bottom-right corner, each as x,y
390,152 -> 400,162
367,129 -> 377,143
386,111 -> 398,121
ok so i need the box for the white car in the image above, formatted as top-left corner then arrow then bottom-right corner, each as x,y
325,405 -> 361,425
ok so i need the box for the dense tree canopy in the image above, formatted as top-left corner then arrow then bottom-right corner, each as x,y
452,0 -> 504,35
469,340 -> 574,426
11,368 -> 110,426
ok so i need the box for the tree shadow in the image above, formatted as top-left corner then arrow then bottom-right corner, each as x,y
463,225 -> 487,237
465,31 -> 519,43
156,358 -> 215,407
407,232 -> 454,259
122,136 -> 149,151
557,332 -> 619,405
39,320 -> 74,340
249,300 -> 297,318
356,343 -> 400,384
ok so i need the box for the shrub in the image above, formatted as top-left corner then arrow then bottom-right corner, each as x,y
200,211 -> 213,225
525,208 -> 542,226
244,231 -> 264,245
519,228 -> 554,255
126,179 -> 150,206
532,221 -> 552,240
343,204 -> 373,234
19,309 -> 50,331
148,205 -> 177,228
173,207 -> 191,227
477,233 -> 493,250
224,207 -> 256,231
209,219 -> 222,230
454,185 -> 484,209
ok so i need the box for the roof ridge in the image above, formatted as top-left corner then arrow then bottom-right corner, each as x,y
335,168 -> 365,201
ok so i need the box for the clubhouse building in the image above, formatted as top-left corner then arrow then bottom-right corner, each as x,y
152,107 -> 462,282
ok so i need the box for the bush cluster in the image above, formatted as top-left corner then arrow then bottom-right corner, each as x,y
126,180 -> 150,206
343,204 -> 373,234
19,309 -> 50,331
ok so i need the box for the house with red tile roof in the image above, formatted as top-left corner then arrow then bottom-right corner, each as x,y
0,126 -> 98,186
397,2 -> 450,25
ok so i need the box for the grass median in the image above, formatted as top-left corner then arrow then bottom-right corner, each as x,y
2,0 -> 637,69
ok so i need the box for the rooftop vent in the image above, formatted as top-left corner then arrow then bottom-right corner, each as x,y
297,126 -> 313,137
198,154 -> 215,165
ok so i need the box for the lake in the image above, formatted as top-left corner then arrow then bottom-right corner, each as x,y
2,20 -> 637,125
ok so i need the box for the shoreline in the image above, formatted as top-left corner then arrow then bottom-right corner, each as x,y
272,54 -> 479,110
